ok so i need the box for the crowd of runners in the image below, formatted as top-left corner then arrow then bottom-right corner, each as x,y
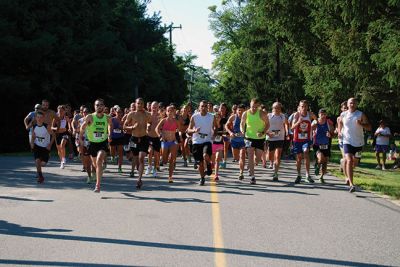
24,97 -> 379,194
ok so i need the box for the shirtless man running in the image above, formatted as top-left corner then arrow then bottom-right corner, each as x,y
124,98 -> 152,189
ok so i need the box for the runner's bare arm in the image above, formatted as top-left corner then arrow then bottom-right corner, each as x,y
79,114 -> 92,141
51,117 -> 58,132
155,118 -> 166,137
240,111 -> 247,133
291,112 -> 301,130
30,131 -> 35,149
225,115 -> 235,136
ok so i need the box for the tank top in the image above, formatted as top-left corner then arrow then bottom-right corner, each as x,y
33,123 -> 50,147
59,116 -> 67,130
268,113 -> 285,141
341,110 -> 364,147
111,117 -> 124,139
87,113 -> 108,143
192,113 -> 214,144
163,118 -> 178,131
293,112 -> 312,142
232,115 -> 244,142
314,121 -> 330,146
245,110 -> 265,140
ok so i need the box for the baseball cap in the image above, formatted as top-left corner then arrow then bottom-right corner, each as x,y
34,104 -> 41,110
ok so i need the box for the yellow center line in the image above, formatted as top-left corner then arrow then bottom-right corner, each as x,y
210,182 -> 227,267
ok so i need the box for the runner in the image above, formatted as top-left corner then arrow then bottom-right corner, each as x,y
374,120 -> 391,170
267,102 -> 289,181
240,98 -> 269,184
122,102 -> 136,162
41,99 -> 56,129
312,109 -> 334,183
30,111 -> 55,183
123,98 -> 152,189
24,104 -> 41,143
80,99 -> 112,193
226,104 -> 246,180
336,101 -> 348,176
337,97 -> 371,192
75,107 -> 94,183
146,101 -> 161,177
179,104 -> 191,167
188,100 -> 215,186
156,105 -> 180,183
110,108 -> 125,173
219,103 -> 230,169
212,110 -> 226,181
51,105 -> 71,169
291,100 -> 317,184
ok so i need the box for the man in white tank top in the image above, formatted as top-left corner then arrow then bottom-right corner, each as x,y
267,102 -> 289,181
30,111 -> 55,183
338,98 -> 371,193
187,100 -> 216,186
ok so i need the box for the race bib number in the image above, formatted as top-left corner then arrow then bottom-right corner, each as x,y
199,133 -> 207,139
298,132 -> 308,140
272,130 -> 280,137
113,129 -> 122,134
93,131 -> 104,141
36,137 -> 44,143
215,135 -> 222,142
245,139 -> 252,148
319,144 -> 328,150
129,141 -> 137,148
123,145 -> 130,152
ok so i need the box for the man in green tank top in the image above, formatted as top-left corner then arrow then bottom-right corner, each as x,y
240,98 -> 269,184
80,98 -> 112,193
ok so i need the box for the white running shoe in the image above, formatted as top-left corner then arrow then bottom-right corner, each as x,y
60,162 -> 65,169
152,168 -> 157,178
145,166 -> 151,175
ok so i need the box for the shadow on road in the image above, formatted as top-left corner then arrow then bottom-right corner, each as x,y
0,220 -> 388,267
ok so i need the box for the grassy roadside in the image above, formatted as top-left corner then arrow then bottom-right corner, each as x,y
328,139 -> 400,199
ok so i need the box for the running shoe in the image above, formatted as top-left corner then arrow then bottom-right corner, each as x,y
306,176 -> 315,183
206,162 -> 212,176
194,162 -> 198,170
199,177 -> 205,186
272,173 -> 279,182
232,159 -> 237,163
268,163 -> 273,169
238,173 -> 244,180
60,162 -> 65,169
294,175 -> 302,184
118,167 -> 122,174
136,180 -> 143,189
314,163 -> 320,175
214,175 -> 219,182
250,176 -> 256,184
382,165 -> 386,171
93,185 -> 100,193
145,166 -> 151,175
319,175 -> 325,184
129,171 -> 135,178
349,185 -> 356,193
37,175 -> 44,184
375,164 -> 382,169
168,178 -> 173,183
152,168 -> 157,178
183,160 -> 188,167
81,167 -> 86,172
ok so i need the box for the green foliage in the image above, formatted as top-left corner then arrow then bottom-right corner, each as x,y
0,0 -> 187,152
210,0 -> 400,117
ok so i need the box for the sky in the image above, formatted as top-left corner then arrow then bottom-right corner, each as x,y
146,0 -> 220,70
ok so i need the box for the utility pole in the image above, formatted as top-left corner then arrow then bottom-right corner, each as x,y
166,23 -> 182,53
187,65 -> 195,104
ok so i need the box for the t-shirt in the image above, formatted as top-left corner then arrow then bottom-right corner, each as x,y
375,127 -> 391,146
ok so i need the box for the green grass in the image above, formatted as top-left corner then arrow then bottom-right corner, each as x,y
329,139 -> 400,199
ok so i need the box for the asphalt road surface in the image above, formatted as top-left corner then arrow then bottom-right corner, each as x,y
1,155 -> 399,267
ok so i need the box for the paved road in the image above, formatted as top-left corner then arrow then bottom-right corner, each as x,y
1,156 -> 399,267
